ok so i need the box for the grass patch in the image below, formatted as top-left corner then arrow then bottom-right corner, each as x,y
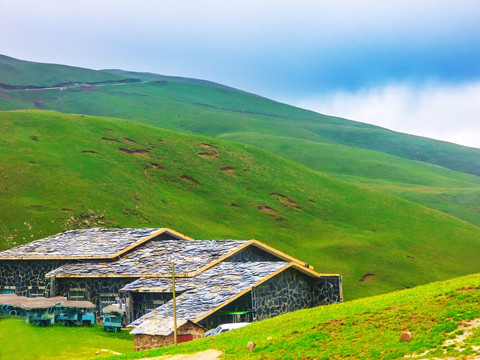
0,318 -> 133,360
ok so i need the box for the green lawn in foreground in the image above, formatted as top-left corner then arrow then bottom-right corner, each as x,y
0,319 -> 133,360
106,273 -> 480,360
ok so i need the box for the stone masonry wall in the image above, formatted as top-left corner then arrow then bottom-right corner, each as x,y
313,275 -> 343,304
253,268 -> 342,321
131,292 -> 174,321
225,245 -> 281,262
134,322 -> 205,351
55,277 -> 136,319
0,260 -> 72,296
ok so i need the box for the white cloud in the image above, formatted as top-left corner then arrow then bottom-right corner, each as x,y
294,81 -> 480,149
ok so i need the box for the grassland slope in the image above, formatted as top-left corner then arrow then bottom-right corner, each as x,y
0,54 -> 127,87
3,55 -> 480,179
2,110 -> 480,301
3,56 -> 480,230
107,273 -> 480,360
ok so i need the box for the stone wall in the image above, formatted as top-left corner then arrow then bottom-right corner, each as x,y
226,245 -> 281,262
131,292 -> 174,321
55,277 -> 136,319
0,260 -> 71,296
134,322 -> 205,351
314,275 -> 343,305
253,268 -> 342,321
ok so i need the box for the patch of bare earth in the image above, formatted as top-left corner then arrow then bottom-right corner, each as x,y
124,137 -> 139,144
360,274 -> 376,282
118,147 -> 150,154
258,205 -> 279,215
405,317 -> 480,359
198,152 -> 218,158
181,175 -> 200,185
270,193 -> 301,209
220,166 -> 237,176
101,137 -> 120,142
143,349 -> 222,360
150,162 -> 164,169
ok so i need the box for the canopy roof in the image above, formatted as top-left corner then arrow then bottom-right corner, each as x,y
0,295 -> 94,309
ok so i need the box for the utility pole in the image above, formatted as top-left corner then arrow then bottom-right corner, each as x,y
172,259 -> 177,346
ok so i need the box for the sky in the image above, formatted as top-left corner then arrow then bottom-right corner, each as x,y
2,0 -> 480,147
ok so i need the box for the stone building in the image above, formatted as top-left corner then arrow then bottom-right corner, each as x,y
0,227 -> 342,349
133,319 -> 206,351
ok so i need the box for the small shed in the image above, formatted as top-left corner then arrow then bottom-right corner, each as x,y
131,318 -> 206,351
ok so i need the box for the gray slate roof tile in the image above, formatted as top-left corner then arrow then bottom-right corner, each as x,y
129,261 -> 288,334
0,228 -> 167,259
46,240 -> 247,277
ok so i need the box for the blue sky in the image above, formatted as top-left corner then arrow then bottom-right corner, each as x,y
2,0 -> 480,147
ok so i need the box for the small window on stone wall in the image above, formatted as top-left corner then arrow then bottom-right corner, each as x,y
144,303 -> 156,313
29,288 -> 45,298
68,290 -> 86,301
100,295 -> 117,310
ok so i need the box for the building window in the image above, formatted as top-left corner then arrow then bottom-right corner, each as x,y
100,295 -> 117,310
1,288 -> 14,294
29,288 -> 45,298
68,290 -> 86,301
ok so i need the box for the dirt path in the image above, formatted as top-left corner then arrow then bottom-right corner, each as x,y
140,349 -> 222,360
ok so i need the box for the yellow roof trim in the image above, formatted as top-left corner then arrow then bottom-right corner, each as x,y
46,272 -> 193,279
319,273 -> 341,277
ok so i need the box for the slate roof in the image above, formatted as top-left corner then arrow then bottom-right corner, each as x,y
130,318 -> 203,337
0,228 -> 187,260
129,261 -> 289,334
120,277 -> 191,293
46,240 -> 248,277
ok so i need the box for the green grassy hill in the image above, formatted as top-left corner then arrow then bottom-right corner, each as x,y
2,110 -> 480,301
219,132 -> 480,227
0,54 -> 127,87
106,272 -> 480,360
2,55 -> 480,231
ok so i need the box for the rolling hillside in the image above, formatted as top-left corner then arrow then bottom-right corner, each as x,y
2,110 -> 480,301
0,54 -> 128,88
2,55 -> 480,230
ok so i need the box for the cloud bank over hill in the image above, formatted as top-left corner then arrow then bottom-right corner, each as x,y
295,81 -> 480,149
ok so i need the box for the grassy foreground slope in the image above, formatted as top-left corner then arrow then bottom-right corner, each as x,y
107,273 -> 480,360
0,320 -> 133,360
2,110 -> 480,300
